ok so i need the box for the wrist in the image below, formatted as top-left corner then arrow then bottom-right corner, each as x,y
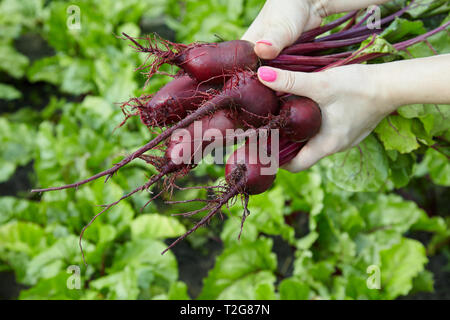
365,64 -> 398,116
326,0 -> 392,15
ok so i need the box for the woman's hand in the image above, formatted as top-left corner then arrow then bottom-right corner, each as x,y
241,0 -> 326,59
257,64 -> 394,172
241,0 -> 393,60
257,54 -> 450,172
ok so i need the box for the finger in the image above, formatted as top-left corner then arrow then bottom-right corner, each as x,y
257,66 -> 323,97
253,20 -> 305,60
242,0 -> 311,60
281,137 -> 328,172
241,18 -> 292,59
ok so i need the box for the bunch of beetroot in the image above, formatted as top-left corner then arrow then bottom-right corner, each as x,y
32,1 -> 449,260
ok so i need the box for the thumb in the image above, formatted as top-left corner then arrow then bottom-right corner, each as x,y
257,67 -> 322,97
241,0 -> 312,60
254,26 -> 301,60
281,137 -> 328,173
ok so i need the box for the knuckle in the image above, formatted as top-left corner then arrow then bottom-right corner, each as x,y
283,72 -> 297,92
279,20 -> 298,45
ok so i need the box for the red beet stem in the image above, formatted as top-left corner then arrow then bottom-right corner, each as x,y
279,141 -> 304,166
345,22 -> 450,65
265,64 -> 319,72
269,54 -> 342,66
282,35 -> 369,55
341,12 -> 359,31
295,11 -> 358,43
394,21 -> 450,51
353,7 -> 375,28
316,1 -> 414,42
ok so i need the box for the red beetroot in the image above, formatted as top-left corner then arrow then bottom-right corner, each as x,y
31,71 -> 279,193
175,41 -> 259,83
279,96 -> 322,142
160,96 -> 323,253
139,74 -> 218,127
241,96 -> 322,143
225,141 -> 276,195
94,109 -> 239,213
123,33 -> 259,84
165,110 -> 237,167
162,137 -> 305,254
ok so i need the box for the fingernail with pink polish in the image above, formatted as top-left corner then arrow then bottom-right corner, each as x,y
258,67 -> 277,82
256,40 -> 273,46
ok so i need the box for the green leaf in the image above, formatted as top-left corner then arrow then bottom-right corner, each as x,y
411,210 -> 447,234
25,236 -> 92,285
323,134 -> 389,192
245,186 -> 295,243
19,272 -> 84,300
0,197 -> 41,225
381,17 -> 426,43
227,0 -> 244,20
354,229 -> 403,268
0,118 -> 36,182
199,238 -> 277,300
419,105 -> 450,136
406,0 -> 450,18
279,278 -> 310,300
375,116 -> 420,153
168,281 -> 190,300
216,271 -> 276,300
0,43 -> 29,78
90,266 -> 140,300
220,216 -> 259,247
409,270 -> 434,295
380,238 -> 427,299
224,186 -> 295,244
0,221 -> 47,256
79,96 -> 115,127
255,282 -> 277,300
398,104 -> 450,137
27,56 -> 64,85
357,35 -> 398,59
110,239 -> 178,297
276,169 -> 324,217
130,214 -> 186,240
0,83 -> 22,100
406,21 -> 450,58
92,46 -> 138,103
360,194 -> 423,234
388,153 -> 415,188
316,208 -> 357,263
60,59 -> 95,95
0,161 -> 16,183
296,232 -> 319,251
420,148 -> 450,186
322,194 -> 365,237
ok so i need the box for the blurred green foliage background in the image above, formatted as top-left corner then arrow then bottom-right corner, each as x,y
0,0 -> 449,300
